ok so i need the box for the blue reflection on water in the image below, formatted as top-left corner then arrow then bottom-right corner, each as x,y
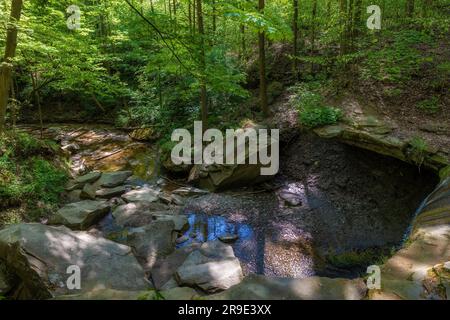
178,213 -> 254,246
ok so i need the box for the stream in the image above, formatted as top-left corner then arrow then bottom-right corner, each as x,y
19,124 -> 439,279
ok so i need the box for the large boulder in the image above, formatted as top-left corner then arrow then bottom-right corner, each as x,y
188,128 -> 278,191
0,261 -> 14,295
49,200 -> 111,230
175,241 -> 244,293
210,275 -> 367,300
127,220 -> 176,270
0,223 -> 150,299
97,171 -> 132,188
151,245 -> 201,289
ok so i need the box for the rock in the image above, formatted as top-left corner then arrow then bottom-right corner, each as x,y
124,175 -> 143,187
444,261 -> 450,271
158,192 -> 172,204
172,187 -> 209,197
0,261 -> 14,295
279,191 -> 302,207
112,202 -> 169,227
176,235 -> 190,245
372,225 -> 450,299
97,171 -> 133,188
96,186 -> 127,199
122,187 -> 159,203
188,128 -> 278,191
171,194 -> 186,206
160,277 -> 179,290
49,200 -> 111,230
65,180 -> 84,192
129,128 -> 159,142
127,220 -> 176,270
62,143 -> 80,154
153,213 -> 189,232
160,287 -> 200,300
80,183 -> 97,200
152,246 -> 198,289
162,156 -> 193,175
219,234 -> 239,243
175,241 -> 244,293
0,223 -> 150,299
210,275 -> 367,300
107,197 -> 126,209
65,190 -> 82,203
75,172 -> 101,185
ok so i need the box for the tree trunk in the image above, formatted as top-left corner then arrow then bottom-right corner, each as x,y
31,72 -> 44,138
0,0 -> 23,132
339,0 -> 347,55
311,0 -> 317,54
293,0 -> 299,79
258,0 -> 270,118
406,0 -> 415,17
212,0 -> 217,33
353,0 -> 363,38
240,24 -> 246,60
10,77 -> 16,128
197,0 -> 208,130
346,0 -> 354,52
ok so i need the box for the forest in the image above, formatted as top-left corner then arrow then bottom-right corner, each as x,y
0,0 -> 449,301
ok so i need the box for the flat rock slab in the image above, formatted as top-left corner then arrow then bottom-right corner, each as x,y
112,202 -> 169,227
96,186 -> 128,199
75,172 -> 101,184
49,200 -> 111,230
175,241 -> 244,293
80,183 -> 97,200
0,223 -> 150,299
210,275 -> 367,300
127,220 -> 176,270
98,171 -> 132,188
122,187 -> 159,203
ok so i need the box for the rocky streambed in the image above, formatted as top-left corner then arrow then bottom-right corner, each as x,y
0,124 -> 448,300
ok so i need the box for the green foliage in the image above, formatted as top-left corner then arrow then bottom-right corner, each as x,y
361,30 -> 434,84
294,85 -> 342,128
417,97 -> 440,114
137,289 -> 165,301
0,132 -> 67,209
409,136 -> 428,168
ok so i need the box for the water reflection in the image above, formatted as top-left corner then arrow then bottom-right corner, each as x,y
178,213 -> 315,278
